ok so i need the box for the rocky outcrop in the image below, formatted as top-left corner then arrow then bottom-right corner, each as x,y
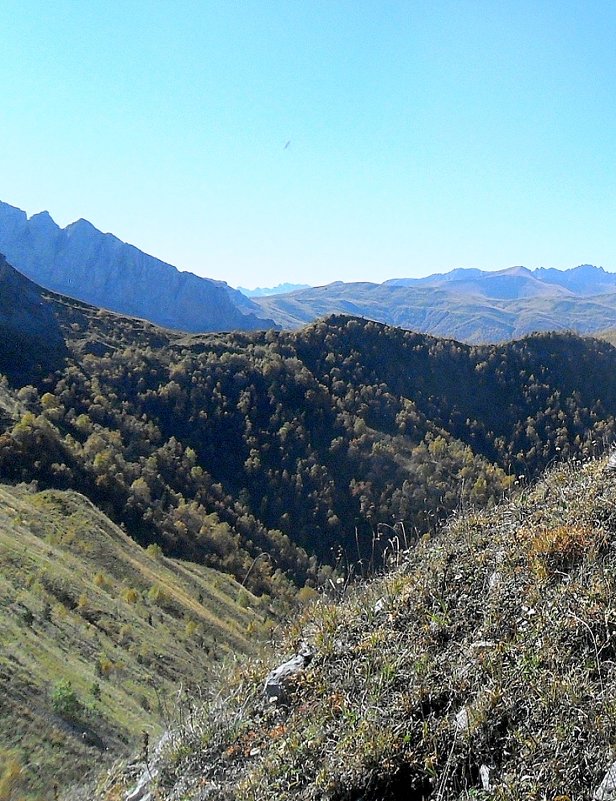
264,643 -> 314,704
0,201 -> 276,333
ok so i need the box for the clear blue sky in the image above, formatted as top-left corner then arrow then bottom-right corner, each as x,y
1,1 -> 616,287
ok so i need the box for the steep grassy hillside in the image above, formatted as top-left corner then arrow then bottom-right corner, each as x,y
99,455 -> 616,800
0,483 -> 266,799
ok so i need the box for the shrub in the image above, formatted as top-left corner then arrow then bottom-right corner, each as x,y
146,542 -> 163,559
237,589 -> 251,608
0,751 -> 25,801
50,679 -> 82,723
96,655 -> 115,677
93,572 -> 107,588
122,587 -> 139,604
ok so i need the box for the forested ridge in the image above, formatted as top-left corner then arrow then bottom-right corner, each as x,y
2,286 -> 616,600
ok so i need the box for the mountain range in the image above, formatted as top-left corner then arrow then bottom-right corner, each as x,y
237,282 -> 311,297
4,253 -> 616,796
253,264 -> 616,342
3,200 -> 616,342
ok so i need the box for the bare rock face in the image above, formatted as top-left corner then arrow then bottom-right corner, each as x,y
0,201 -> 276,334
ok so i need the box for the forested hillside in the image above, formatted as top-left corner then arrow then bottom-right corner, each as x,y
2,264 -> 616,602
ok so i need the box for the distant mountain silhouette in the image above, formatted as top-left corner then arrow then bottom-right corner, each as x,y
237,282 -> 311,297
254,264 -> 616,342
3,198 -> 615,342
384,264 -> 616,296
0,201 -> 276,333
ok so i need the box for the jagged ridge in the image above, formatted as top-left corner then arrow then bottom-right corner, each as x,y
0,201 -> 276,333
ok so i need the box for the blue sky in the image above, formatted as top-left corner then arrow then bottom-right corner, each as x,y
1,1 -> 616,287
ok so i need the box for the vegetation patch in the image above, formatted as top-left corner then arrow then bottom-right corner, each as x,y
525,523 -> 607,578
94,457 -> 616,800
0,483 -> 266,799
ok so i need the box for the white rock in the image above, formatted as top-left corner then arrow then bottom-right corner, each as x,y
488,571 -> 502,591
264,644 -> 313,703
594,761 -> 616,800
126,774 -> 155,801
373,597 -> 386,614
455,707 -> 469,732
479,763 -> 491,790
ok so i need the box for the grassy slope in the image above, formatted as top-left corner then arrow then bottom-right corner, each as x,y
108,455 -> 616,800
0,483 -> 267,799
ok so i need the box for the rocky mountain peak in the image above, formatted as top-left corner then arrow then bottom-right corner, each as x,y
0,200 -> 276,333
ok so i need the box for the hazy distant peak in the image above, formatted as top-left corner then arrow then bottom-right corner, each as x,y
29,209 -> 53,221
384,268 -> 486,287
0,199 -> 26,216
238,282 -> 312,297
64,217 -> 112,241
495,265 -> 533,277
536,263 -> 604,275
572,263 -> 606,274
67,217 -> 97,230
0,200 -> 28,230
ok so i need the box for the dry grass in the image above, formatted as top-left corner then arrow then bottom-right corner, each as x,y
525,523 -> 607,578
95,455 -> 616,800
0,484 -> 267,800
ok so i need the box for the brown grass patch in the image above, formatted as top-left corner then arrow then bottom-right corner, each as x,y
526,523 -> 606,577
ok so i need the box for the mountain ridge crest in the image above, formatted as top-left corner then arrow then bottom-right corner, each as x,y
0,200 -> 276,333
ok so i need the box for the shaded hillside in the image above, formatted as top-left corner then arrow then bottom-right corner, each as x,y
97,455 -> 616,800
254,265 -> 616,342
0,200 -> 275,332
0,254 -> 67,382
1,281 -> 616,604
0,482 -> 265,800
